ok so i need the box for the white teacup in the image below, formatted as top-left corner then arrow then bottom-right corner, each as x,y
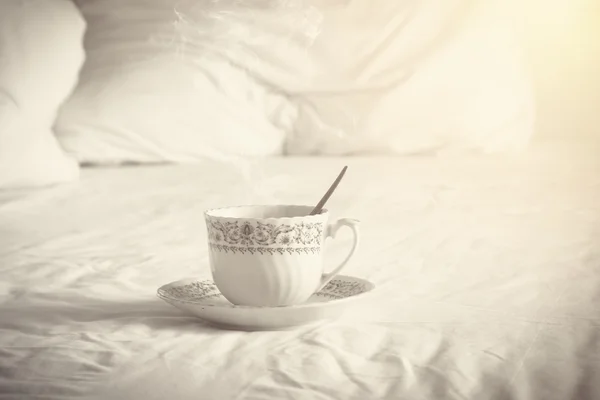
204,205 -> 360,307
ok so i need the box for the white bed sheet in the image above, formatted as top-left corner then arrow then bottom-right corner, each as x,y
1,139 -> 599,400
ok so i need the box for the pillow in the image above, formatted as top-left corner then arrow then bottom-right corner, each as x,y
0,0 -> 85,188
182,0 -> 532,155
263,0 -> 534,155
55,0 -> 307,164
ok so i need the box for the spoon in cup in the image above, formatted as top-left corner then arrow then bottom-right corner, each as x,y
309,166 -> 348,215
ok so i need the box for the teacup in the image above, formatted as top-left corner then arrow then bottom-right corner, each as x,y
204,205 -> 360,307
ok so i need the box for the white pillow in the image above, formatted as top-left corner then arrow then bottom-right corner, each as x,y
183,0 -> 532,155
265,0 -> 534,155
0,0 -> 85,188
55,0 -> 303,164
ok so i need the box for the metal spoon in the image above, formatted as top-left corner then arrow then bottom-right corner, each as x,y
309,166 -> 348,215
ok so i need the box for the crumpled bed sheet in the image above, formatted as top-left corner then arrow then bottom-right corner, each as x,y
0,139 -> 599,400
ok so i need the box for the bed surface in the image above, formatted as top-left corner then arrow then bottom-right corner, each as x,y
1,139 -> 599,400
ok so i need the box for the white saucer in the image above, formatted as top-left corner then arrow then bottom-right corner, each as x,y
157,275 -> 375,330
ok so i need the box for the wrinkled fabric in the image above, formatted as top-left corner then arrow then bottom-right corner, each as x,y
1,139 -> 599,399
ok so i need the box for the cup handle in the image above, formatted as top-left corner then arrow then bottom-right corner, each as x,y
319,218 -> 360,290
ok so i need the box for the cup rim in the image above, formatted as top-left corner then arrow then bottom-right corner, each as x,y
204,204 -> 328,222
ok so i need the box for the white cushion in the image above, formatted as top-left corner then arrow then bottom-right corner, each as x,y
263,0 -> 534,155
0,0 -> 85,188
55,0 -> 297,164
191,0 -> 533,155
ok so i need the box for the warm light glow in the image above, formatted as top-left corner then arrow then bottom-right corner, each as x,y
516,0 -> 600,137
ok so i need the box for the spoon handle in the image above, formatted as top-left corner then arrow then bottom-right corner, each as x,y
309,166 -> 348,215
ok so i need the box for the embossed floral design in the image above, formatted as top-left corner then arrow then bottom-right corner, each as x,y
160,281 -> 221,302
209,243 -> 320,255
319,280 -> 367,299
253,225 -> 272,245
278,234 -> 292,246
206,220 -> 324,254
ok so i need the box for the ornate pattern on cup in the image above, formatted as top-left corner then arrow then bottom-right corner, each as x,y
206,220 -> 324,255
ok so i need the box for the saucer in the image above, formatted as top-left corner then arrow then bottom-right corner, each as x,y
157,275 -> 375,330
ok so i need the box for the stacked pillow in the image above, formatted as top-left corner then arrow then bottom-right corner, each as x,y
0,0 -> 85,188
54,0 -> 305,164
